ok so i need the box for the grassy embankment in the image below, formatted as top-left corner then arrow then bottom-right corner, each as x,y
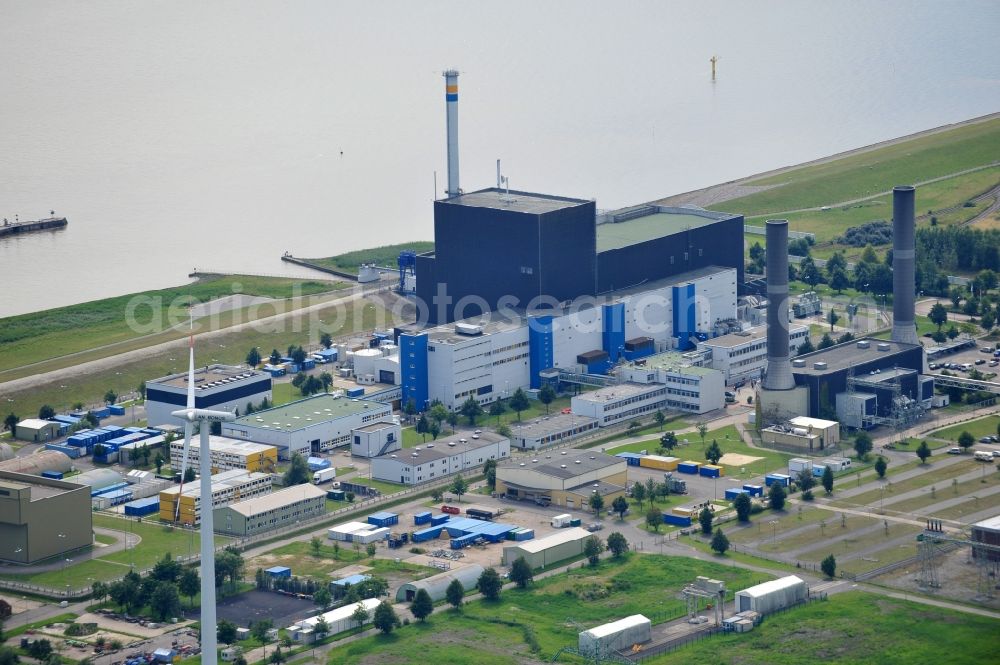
928,414 -> 1000,442
301,241 -> 434,275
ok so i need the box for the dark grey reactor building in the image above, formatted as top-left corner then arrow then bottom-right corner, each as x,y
0,471 -> 93,564
416,188 -> 744,324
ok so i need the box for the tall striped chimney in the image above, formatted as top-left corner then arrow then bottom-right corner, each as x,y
891,185 -> 919,345
763,219 -> 795,390
443,69 -> 460,197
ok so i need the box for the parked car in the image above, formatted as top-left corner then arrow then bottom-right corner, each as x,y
947,447 -> 963,455
975,359 -> 986,365
980,437 -> 993,443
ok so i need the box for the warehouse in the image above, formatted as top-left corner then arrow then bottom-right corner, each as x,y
159,469 -> 272,526
502,526 -> 592,568
214,483 -> 326,536
73,468 -> 126,496
508,414 -> 599,450
618,351 -> 726,414
395,564 -> 485,602
290,598 -> 381,642
0,470 -> 93,564
0,450 -> 73,476
169,435 -> 278,474
579,615 -> 651,657
735,576 -> 808,615
145,364 -> 272,427
13,418 -> 61,443
496,449 -> 627,509
222,394 -> 392,459
570,383 -> 667,427
370,432 -> 511,485
350,421 -> 402,458
694,324 -> 809,384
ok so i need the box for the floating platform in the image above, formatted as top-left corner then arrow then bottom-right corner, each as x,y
0,216 -> 68,238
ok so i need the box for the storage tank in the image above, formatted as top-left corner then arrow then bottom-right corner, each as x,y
0,450 -> 73,476
352,348 -> 382,377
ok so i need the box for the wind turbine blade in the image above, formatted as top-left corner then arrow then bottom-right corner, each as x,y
176,315 -> 196,522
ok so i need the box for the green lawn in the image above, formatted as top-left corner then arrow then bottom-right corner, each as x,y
833,460 -> 979,507
882,471 -> 1000,516
302,241 -> 434,275
928,415 -> 1000,443
325,553 -> 771,664
94,515 -> 231,569
710,118 -> 1000,217
656,590 -> 1000,665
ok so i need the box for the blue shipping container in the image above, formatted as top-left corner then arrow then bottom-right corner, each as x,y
44,443 -> 81,459
700,466 -> 720,478
346,387 -> 365,398
412,526 -> 443,543
765,474 -> 791,487
430,514 -> 450,526
677,462 -> 700,474
413,511 -> 432,525
368,511 -> 399,528
724,488 -> 748,500
108,405 -> 126,416
41,470 -> 64,479
616,452 -> 643,466
514,529 -> 534,541
664,514 -> 693,527
743,484 -> 764,497
124,497 -> 160,516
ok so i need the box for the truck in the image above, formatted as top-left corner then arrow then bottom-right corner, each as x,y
551,513 -> 572,528
312,468 -> 337,484
663,472 -> 687,494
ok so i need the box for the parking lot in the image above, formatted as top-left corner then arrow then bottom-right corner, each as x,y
927,342 -> 1000,375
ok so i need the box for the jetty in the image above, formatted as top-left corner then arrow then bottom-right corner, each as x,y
0,216 -> 68,238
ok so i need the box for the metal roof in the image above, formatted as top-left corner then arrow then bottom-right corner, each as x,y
509,414 -> 598,439
972,515 -> 1000,533
792,338 -> 921,375
737,575 -> 806,599
376,433 -> 505,465
233,393 -> 389,429
574,382 -> 660,403
150,364 -> 265,390
505,527 -> 592,554
583,615 -> 651,639
597,211 -> 723,252
441,188 -> 591,215
223,483 -> 325,517
500,449 -> 623,480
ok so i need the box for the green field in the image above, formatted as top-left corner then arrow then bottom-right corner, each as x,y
710,118 -> 1000,217
834,459 -> 979,507
302,241 -> 434,275
929,415 -> 1000,443
0,274 -> 343,375
325,553 -> 770,664
657,591 -> 1000,665
246,540 -> 433,581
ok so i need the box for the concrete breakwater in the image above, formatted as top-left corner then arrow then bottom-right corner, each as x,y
0,216 -> 68,238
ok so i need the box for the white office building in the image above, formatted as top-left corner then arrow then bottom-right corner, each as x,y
351,422 -> 402,458
370,432 -> 510,485
618,351 -> 726,414
571,382 -> 667,427
695,324 -> 809,384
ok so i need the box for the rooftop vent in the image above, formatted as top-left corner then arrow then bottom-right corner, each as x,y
411,452 -> 419,457
427,443 -> 434,448
792,359 -> 806,367
575,460 -> 582,464
561,451 -> 567,456
560,464 -> 567,469
813,362 -> 828,370
877,343 -> 891,351
857,340 -> 870,349
448,442 -> 456,447
532,459 -> 538,463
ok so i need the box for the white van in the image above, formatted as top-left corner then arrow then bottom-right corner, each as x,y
974,451 -> 995,462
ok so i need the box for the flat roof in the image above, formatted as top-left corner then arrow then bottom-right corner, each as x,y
584,615 -> 650,639
629,351 -> 716,377
378,432 -> 506,465
150,364 -> 266,390
700,324 -> 808,350
440,188 -> 591,215
425,314 -> 526,345
789,416 -> 838,429
509,414 -> 598,439
354,422 -> 398,433
738,575 -> 805,598
792,338 -> 921,375
972,515 -> 1000,533
505,526 -> 592,553
0,478 -> 68,500
500,449 -> 623,480
596,206 -> 737,252
566,479 -> 625,497
161,469 -> 269,498
223,483 -> 325,517
233,394 -> 388,430
169,435 -> 277,456
575,382 -> 661,403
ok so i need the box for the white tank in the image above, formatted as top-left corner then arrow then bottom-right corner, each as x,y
352,348 -> 383,377
0,442 -> 14,462
791,428 -> 809,437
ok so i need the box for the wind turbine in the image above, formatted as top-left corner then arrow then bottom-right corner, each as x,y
171,320 -> 234,665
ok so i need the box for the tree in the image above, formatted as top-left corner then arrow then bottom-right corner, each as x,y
37,404 -> 55,420
310,536 -> 322,556
645,477 -> 657,504
584,535 -> 604,566
497,422 -> 512,438
631,482 -> 647,509
769,482 -> 787,511
711,529 -> 730,555
172,567 -> 198,609
269,349 -> 281,364
269,647 -> 287,664
821,554 -> 837,579
3,414 -> 17,432
154,452 -> 165,474
366,542 -> 377,558
607,532 -> 629,558
981,308 -> 996,331
410,588 -> 434,622
128,446 -> 142,466
291,346 -> 307,365
148,581 -> 181,621
351,603 -> 370,628
659,431 -> 677,453
489,399 -> 507,424
320,372 -> 333,393
829,268 -> 850,294
874,456 -> 888,478
152,552 -> 181,582
429,403 -> 448,426
705,440 -> 722,465
748,241 -> 765,273
446,411 -> 459,433
837,332 -> 855,344
734,493 -> 752,522
449,474 -> 468,502
416,414 -> 430,442
509,388 -> 530,421
538,383 -> 556,414
699,507 -> 713,535
654,410 -> 666,431
216,619 -> 238,645
373,600 -> 399,635
314,587 -> 332,610
483,458 -> 498,489
403,398 -> 417,419
818,333 -> 835,350
958,431 -> 975,452
459,397 -> 484,425
345,491 -> 355,503
246,347 -> 261,367
25,640 -> 52,660
477,568 -> 502,601
428,420 -> 441,441
445,578 -> 465,609
646,506 -> 663,533
216,548 -> 245,591
916,440 -> 932,464
696,422 -> 709,448
509,556 -> 533,588
611,496 -> 629,521
827,308 -> 839,332
946,324 -> 959,340
929,302 -> 949,330
821,465 -> 834,495
314,615 -> 330,638
251,619 -> 274,646
183,466 -> 196,483
796,337 -> 815,355
853,431 -> 873,459
320,332 -> 333,349
0,646 -> 19,665
589,492 -> 605,517
797,468 -> 816,492
104,388 -> 118,405
799,256 -> 822,287
283,452 -> 311,486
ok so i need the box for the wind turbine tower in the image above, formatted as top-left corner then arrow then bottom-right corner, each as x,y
171,330 -> 235,665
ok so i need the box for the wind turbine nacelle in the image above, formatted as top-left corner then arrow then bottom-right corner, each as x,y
170,408 -> 237,422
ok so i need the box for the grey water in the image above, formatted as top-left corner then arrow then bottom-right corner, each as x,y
1,0 -> 998,317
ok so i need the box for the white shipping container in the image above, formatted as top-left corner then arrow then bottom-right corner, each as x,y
327,521 -> 372,541
735,576 -> 807,615
551,514 -> 572,528
351,526 -> 390,544
787,458 -> 811,474
579,615 -> 651,657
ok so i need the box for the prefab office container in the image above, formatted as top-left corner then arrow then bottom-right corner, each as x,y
266,566 -> 292,579
724,488 -> 748,501
699,464 -> 722,478
735,576 -> 807,615
788,458 -> 812,475
677,461 -> 701,474
743,484 -> 764,497
579,615 -> 651,657
124,496 -> 160,517
616,452 -> 643,466
640,455 -> 679,471
346,387 -> 365,398
413,511 -> 432,525
765,473 -> 791,487
368,511 -> 399,528
327,521 -> 372,541
109,405 -> 126,416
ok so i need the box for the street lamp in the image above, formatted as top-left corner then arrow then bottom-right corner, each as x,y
879,484 -> 887,514
769,520 -> 779,544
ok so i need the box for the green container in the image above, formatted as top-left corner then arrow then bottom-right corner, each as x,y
569,518 -> 582,527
